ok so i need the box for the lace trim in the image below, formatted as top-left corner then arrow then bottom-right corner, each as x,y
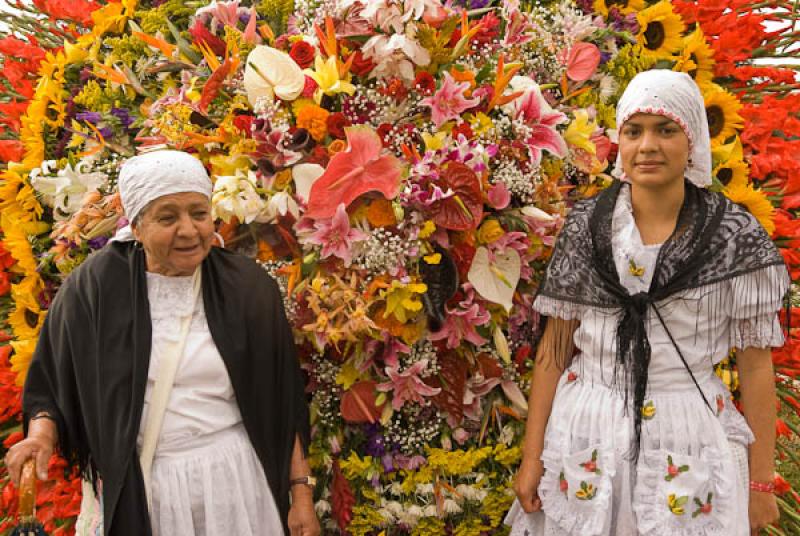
533,295 -> 588,320
730,315 -> 784,350
146,272 -> 207,340
538,445 -> 615,536
633,446 -> 735,536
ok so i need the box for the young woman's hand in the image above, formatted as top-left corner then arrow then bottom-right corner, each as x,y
288,487 -> 320,536
513,458 -> 544,513
749,490 -> 779,534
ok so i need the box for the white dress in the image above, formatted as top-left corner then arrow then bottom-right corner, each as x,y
75,272 -> 284,536
507,185 -> 787,536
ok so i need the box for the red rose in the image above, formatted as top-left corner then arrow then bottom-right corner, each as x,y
233,115 -> 254,136
413,72 -> 436,95
302,75 -> 318,98
306,145 -> 330,167
290,40 -> 316,69
349,50 -> 376,77
451,121 -> 474,140
326,112 -> 351,139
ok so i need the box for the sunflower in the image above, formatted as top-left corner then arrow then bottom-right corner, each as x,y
723,183 -> 776,235
637,1 -> 685,59
593,0 -> 645,18
673,28 -> 715,88
713,158 -> 748,189
703,86 -> 745,144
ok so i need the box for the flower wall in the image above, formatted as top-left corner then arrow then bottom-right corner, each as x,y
0,0 -> 798,533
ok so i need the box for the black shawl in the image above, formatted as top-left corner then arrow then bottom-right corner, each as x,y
23,241 -> 310,535
537,179 -> 789,458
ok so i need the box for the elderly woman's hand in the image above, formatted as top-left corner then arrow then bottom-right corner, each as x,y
4,415 -> 57,485
288,486 -> 320,536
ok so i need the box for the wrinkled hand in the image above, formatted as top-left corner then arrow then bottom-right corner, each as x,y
749,490 -> 779,534
4,436 -> 54,486
513,458 -> 544,513
288,488 -> 320,536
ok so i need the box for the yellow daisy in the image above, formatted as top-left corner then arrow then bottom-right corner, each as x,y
637,1 -> 686,59
703,86 -> 745,144
723,183 -> 776,235
713,158 -> 749,189
673,28 -> 716,88
594,0 -> 645,18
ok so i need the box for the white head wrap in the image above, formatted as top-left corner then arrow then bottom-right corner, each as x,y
113,150 -> 213,241
612,69 -> 711,188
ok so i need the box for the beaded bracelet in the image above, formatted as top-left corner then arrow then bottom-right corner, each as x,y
749,480 -> 775,493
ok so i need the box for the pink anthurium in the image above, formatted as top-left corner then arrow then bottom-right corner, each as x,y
305,126 -> 403,219
566,42 -> 601,82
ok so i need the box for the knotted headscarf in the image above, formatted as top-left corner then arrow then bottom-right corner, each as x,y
113,150 -> 212,241
612,69 -> 712,188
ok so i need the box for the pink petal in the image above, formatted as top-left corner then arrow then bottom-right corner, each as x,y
488,182 -> 511,209
566,42 -> 601,82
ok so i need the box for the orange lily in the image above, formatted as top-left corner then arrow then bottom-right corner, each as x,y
93,63 -> 129,86
315,16 -> 338,58
277,260 -> 302,295
78,121 -> 106,158
131,31 -> 176,59
400,143 -> 422,163
486,55 -> 523,112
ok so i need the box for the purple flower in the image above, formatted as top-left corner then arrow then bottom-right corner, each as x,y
111,107 -> 134,128
88,236 -> 109,250
98,127 -> 113,139
76,111 -> 102,123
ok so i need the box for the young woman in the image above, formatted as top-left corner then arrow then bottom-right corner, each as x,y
506,70 -> 788,535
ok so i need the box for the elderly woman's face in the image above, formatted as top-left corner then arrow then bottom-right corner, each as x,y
619,113 -> 690,190
132,192 -> 214,276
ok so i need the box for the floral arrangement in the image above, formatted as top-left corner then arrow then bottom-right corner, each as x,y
0,0 -> 799,534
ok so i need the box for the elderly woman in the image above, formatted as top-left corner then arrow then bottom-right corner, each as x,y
5,150 -> 320,536
507,70 -> 788,535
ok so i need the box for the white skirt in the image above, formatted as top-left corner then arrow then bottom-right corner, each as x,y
75,424 -> 284,536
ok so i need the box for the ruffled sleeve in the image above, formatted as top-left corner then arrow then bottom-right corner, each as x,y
533,294 -> 588,320
728,264 -> 790,350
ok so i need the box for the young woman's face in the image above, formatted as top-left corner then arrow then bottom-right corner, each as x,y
619,113 -> 690,189
132,192 -> 215,276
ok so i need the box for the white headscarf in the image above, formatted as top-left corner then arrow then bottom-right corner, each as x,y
113,150 -> 213,241
612,69 -> 711,188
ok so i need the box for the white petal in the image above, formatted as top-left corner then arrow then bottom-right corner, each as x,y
292,163 -> 325,202
243,45 -> 305,107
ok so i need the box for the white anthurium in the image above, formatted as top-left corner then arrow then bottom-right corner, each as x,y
502,380 -> 529,413
291,162 -> 325,203
259,191 -> 299,223
30,160 -> 107,219
493,326 -> 511,364
467,246 -> 521,312
243,45 -> 305,107
211,169 -> 267,224
520,205 -> 555,222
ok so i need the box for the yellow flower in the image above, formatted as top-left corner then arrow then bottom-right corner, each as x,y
641,400 -> 656,420
10,338 -> 37,386
668,493 -> 688,515
381,280 -> 428,324
713,159 -> 749,189
467,112 -> 494,136
419,220 -> 437,239
564,109 -> 597,155
477,219 -> 505,244
304,55 -> 356,103
722,183 -> 776,235
593,0 -> 644,17
423,253 -> 442,264
426,446 -> 492,476
339,452 -> 377,480
703,85 -> 744,144
637,1 -> 685,59
673,28 -> 715,88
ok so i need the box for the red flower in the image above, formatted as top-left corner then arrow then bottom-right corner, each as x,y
33,0 -> 101,26
474,12 -> 501,45
451,121 -> 474,140
0,140 -> 24,163
188,20 -> 226,58
776,418 -> 792,439
3,431 -> 22,449
413,72 -> 436,95
348,50 -> 376,78
326,112 -> 350,139
774,473 -> 791,495
232,114 -> 254,136
0,271 -> 10,296
376,123 -> 394,148
289,40 -> 316,69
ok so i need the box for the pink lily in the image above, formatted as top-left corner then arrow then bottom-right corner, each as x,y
421,72 -> 480,128
377,360 -> 442,410
305,203 -> 368,266
514,88 -> 568,165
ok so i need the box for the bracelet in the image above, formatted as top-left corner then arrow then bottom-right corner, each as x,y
749,480 -> 775,493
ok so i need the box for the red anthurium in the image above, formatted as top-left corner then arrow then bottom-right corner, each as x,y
566,42 -> 601,82
305,126 -> 403,219
429,162 -> 484,231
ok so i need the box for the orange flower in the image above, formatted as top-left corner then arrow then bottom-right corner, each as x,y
327,139 -> 347,155
366,199 -> 396,227
296,104 -> 330,142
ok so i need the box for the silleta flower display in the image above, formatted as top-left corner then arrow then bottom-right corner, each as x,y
0,0 -> 798,533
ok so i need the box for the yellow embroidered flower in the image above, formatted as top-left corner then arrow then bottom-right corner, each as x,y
636,1 -> 685,60
628,258 -> 645,278
673,28 -> 715,88
703,85 -> 744,144
575,481 -> 597,500
641,400 -> 656,420
668,493 -> 688,515
722,183 -> 776,235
